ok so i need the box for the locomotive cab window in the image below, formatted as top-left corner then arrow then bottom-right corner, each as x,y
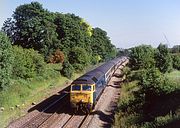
72,84 -> 81,91
82,85 -> 91,91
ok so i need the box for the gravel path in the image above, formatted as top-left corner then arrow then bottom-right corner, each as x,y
88,64 -> 126,128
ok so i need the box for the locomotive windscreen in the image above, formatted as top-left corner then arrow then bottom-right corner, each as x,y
72,84 -> 81,91
82,85 -> 92,91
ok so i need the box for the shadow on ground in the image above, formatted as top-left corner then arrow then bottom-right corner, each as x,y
91,98 -> 119,128
27,86 -> 73,114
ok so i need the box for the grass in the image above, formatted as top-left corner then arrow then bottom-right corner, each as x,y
119,81 -> 138,104
166,70 -> 180,84
114,81 -> 140,128
0,63 -> 83,128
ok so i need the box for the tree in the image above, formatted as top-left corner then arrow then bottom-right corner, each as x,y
1,1 -> 117,65
129,45 -> 155,70
91,27 -> 116,61
171,45 -> 180,53
172,54 -> 180,70
0,32 -> 13,90
155,44 -> 172,73
68,47 -> 90,71
54,13 -> 92,54
2,2 -> 59,59
1,18 -> 16,42
12,46 -> 46,79
91,55 -> 101,65
61,60 -> 74,79
137,68 -> 175,121
48,49 -> 64,63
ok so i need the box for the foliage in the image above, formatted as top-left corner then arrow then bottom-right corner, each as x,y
138,68 -> 175,95
172,54 -> 180,70
114,81 -> 141,128
54,13 -> 92,54
166,70 -> 180,85
141,114 -> 180,128
61,60 -> 74,78
12,46 -> 46,79
114,44 -> 180,128
0,63 -> 68,127
155,43 -> 173,73
48,49 -> 64,64
91,55 -> 101,65
117,48 -> 130,57
2,1 -> 116,65
1,18 -> 15,42
171,45 -> 180,53
68,47 -> 90,71
0,32 -> 13,91
114,69 -> 180,128
129,45 -> 155,70
91,27 -> 117,61
2,2 -> 59,59
135,68 -> 179,119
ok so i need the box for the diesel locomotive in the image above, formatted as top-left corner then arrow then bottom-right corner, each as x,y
70,56 -> 127,113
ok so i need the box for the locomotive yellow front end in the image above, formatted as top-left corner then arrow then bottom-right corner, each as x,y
70,84 -> 95,113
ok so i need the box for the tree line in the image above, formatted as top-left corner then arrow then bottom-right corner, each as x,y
0,2 -> 117,90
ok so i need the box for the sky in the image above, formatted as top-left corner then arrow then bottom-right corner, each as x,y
0,0 -> 180,48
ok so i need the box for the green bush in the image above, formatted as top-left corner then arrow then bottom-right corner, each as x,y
172,54 -> 180,70
141,114 -> 180,128
61,60 -> 74,78
0,32 -> 13,91
12,46 -> 46,79
68,47 -> 90,71
90,55 -> 101,65
138,68 -> 176,95
114,112 -> 140,128
114,67 -> 180,128
155,44 -> 173,73
129,45 -> 155,70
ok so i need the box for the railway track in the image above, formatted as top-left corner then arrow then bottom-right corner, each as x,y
37,105 -> 68,128
62,114 -> 90,128
19,93 -> 68,128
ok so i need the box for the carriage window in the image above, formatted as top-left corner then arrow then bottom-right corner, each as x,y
72,85 -> 81,91
92,77 -> 98,82
82,85 -> 91,91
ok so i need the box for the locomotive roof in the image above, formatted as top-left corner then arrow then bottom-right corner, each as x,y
72,75 -> 95,84
72,70 -> 104,84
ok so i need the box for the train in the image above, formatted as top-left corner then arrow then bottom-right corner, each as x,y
69,56 -> 128,113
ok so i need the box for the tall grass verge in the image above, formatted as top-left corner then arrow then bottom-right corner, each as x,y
0,63 -> 83,127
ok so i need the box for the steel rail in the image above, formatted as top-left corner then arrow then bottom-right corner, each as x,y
20,93 -> 68,128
